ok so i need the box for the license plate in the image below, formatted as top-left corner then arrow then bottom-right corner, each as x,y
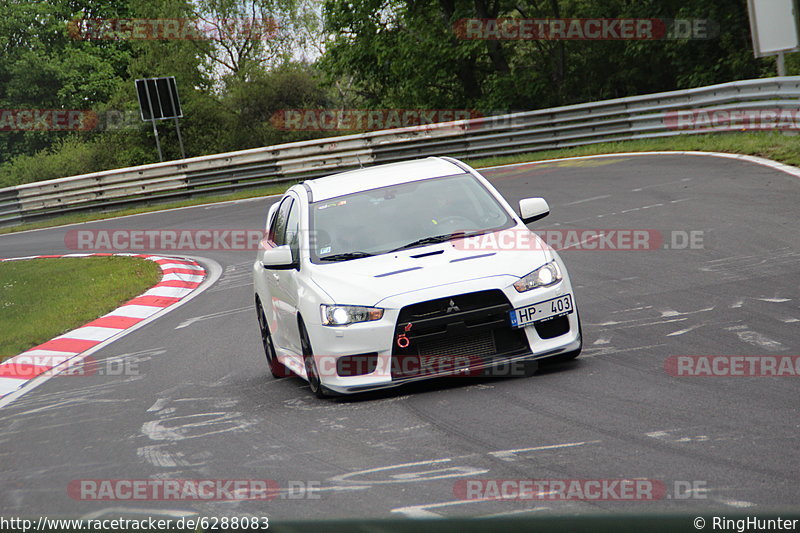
509,294 -> 574,328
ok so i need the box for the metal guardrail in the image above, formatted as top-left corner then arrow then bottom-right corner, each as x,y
2,76 -> 799,227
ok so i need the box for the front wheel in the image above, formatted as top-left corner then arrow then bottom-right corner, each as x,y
299,321 -> 332,398
257,300 -> 289,378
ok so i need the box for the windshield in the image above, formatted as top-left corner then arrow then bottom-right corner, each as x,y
309,173 -> 513,263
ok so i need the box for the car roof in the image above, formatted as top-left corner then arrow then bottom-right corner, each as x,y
303,157 -> 467,202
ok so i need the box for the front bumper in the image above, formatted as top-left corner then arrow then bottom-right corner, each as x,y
305,276 -> 581,395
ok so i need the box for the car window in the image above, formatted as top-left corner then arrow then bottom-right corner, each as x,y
269,197 -> 294,246
309,173 -> 513,262
285,198 -> 301,259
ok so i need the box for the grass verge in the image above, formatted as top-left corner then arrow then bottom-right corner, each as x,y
2,131 -> 799,236
465,131 -> 800,169
0,256 -> 162,361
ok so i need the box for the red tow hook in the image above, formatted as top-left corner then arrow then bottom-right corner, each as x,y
396,323 -> 413,348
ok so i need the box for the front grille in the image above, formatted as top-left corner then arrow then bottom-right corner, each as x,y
391,290 -> 529,379
417,331 -> 495,357
397,290 -> 508,322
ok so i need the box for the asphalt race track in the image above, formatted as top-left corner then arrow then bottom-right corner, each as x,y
0,154 -> 798,521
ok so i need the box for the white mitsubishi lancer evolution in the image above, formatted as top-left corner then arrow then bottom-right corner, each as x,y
253,156 -> 581,397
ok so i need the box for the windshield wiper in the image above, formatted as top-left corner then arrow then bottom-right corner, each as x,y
387,234 -> 459,253
319,251 -> 375,262
387,229 -> 498,253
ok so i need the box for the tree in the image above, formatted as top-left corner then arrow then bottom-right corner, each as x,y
320,0 -> 774,113
190,0 -> 322,80
0,0 -> 134,164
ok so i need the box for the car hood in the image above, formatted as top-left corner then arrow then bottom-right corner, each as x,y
309,230 -> 553,307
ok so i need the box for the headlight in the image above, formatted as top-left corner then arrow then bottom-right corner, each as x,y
320,304 -> 384,326
513,260 -> 562,292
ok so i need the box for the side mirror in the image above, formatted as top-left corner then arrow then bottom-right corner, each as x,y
261,245 -> 296,270
519,197 -> 550,224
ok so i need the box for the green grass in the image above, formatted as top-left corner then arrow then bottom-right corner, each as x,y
0,256 -> 162,361
2,131 -> 800,236
465,131 -> 800,169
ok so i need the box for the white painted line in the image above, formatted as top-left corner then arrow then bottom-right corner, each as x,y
489,440 -> 601,462
329,457 -> 488,485
143,286 -> 195,298
667,324 -> 703,337
58,326 -> 125,342
158,262 -> 205,271
11,349 -> 74,358
645,430 -> 708,443
724,325 -> 787,351
558,233 -> 602,251
563,194 -> 611,206
0,377 -> 26,395
480,507 -> 551,518
175,306 -> 251,329
658,306 -> 714,318
632,177 -> 693,192
161,273 -> 204,283
81,508 -> 198,519
718,498 -> 756,509
147,398 -> 169,412
591,317 -> 688,329
390,505 -> 444,519
4,353 -> 73,366
392,495 -> 528,519
106,305 -> 163,319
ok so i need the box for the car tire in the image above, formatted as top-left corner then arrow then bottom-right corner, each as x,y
299,320 -> 332,399
256,300 -> 289,378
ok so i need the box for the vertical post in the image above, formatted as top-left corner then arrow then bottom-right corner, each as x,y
174,117 -> 186,159
151,119 -> 163,162
777,51 -> 787,75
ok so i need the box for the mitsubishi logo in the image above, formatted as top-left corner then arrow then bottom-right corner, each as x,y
446,299 -> 460,314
